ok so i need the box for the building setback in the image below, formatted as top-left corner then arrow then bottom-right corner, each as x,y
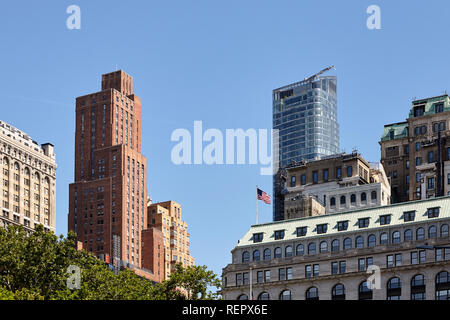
273,67 -> 339,221
68,71 -> 149,275
147,200 -> 195,280
0,120 -> 57,233
380,94 -> 450,203
221,196 -> 450,300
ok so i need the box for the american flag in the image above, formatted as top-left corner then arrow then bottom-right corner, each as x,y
257,188 -> 271,204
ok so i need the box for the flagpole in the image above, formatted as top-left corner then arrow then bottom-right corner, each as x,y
256,185 -> 258,225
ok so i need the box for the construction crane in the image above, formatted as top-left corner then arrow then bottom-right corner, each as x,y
304,65 -> 336,83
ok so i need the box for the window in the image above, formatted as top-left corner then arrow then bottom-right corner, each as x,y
350,194 -> 356,204
320,241 -> 328,253
305,265 -> 312,278
392,231 -> 401,244
441,224 -> 449,237
331,262 -> 338,275
428,151 -> 434,163
296,227 -> 307,237
395,253 -> 402,266
253,233 -> 263,243
387,255 -> 394,268
306,287 -> 319,300
296,244 -> 304,256
355,236 -> 364,248
280,290 -> 291,300
279,268 -> 286,281
313,264 -> 319,277
301,174 -> 306,185
337,221 -> 348,231
380,215 -> 391,225
263,249 -> 271,260
308,243 -> 316,255
286,267 -> 292,280
361,192 -> 367,202
264,270 -> 270,282
387,277 -> 402,300
339,261 -> 346,274
336,167 -> 342,179
358,218 -> 369,228
347,166 -> 352,177
435,248 -> 450,261
312,171 -> 318,184
429,225 -> 437,238
257,271 -> 263,284
258,292 -> 270,300
371,191 -> 377,200
436,271 -> 450,300
340,195 -> 346,205
317,224 -> 327,234
236,273 -> 242,286
330,197 -> 336,207
404,211 -> 415,222
253,250 -> 260,261
274,230 -> 285,240
428,177 -> 435,190
332,284 -> 345,300
368,234 -> 376,247
243,272 -> 249,285
274,247 -> 282,259
343,238 -> 352,250
290,175 -> 296,187
285,246 -> 293,258
242,251 -> 250,263
428,207 -> 440,218
416,227 -> 425,240
323,169 -> 329,182
331,239 -> 340,252
359,281 -> 373,300
358,258 -> 366,271
435,103 -> 444,113
380,232 -> 388,245
404,229 -> 413,241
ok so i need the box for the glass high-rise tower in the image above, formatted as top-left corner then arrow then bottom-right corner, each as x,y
272,70 -> 340,221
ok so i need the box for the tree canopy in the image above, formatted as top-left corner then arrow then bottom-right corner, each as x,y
0,225 -> 221,300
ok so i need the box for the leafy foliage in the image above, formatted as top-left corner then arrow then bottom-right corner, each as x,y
0,225 -> 221,300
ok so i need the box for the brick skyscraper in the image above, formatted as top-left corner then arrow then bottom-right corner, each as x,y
68,70 -> 148,269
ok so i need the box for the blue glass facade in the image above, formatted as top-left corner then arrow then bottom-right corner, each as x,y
272,76 -> 340,221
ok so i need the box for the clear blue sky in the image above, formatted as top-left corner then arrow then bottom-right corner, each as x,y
1,0 -> 450,278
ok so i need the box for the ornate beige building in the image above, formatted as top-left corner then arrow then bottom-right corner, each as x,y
0,120 -> 57,233
222,196 -> 450,300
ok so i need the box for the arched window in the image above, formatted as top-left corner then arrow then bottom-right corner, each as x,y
274,247 -> 282,259
332,284 -> 346,300
368,234 -> 376,247
330,197 -> 336,207
253,250 -> 260,261
263,249 -> 271,260
361,192 -> 367,202
404,229 -> 413,241
441,224 -> 449,237
340,196 -> 346,205
380,232 -> 388,245
387,277 -> 402,300
350,194 -> 356,204
359,281 -> 373,300
237,294 -> 248,300
242,251 -> 250,263
285,246 -> 293,258
416,227 -> 425,240
279,290 -> 291,300
306,287 -> 319,300
343,238 -> 352,250
429,225 -> 437,238
258,292 -> 270,300
355,236 -> 364,248
331,239 -> 340,252
436,271 -> 450,300
392,231 -> 401,244
308,242 -> 316,255
371,191 -> 377,200
320,241 -> 328,253
411,274 -> 426,300
296,244 -> 304,256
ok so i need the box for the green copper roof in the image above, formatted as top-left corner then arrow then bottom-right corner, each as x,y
380,122 -> 408,141
408,95 -> 450,118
